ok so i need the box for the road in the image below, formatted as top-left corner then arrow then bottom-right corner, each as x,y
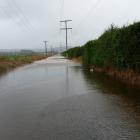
0,55 -> 140,140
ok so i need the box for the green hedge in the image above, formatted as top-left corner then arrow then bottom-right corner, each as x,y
62,47 -> 83,58
62,22 -> 140,72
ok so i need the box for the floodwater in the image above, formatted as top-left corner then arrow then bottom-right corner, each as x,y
0,55 -> 140,140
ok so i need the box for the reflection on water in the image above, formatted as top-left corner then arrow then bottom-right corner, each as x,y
0,56 -> 139,140
65,61 -> 69,93
83,69 -> 140,115
0,70 -> 8,78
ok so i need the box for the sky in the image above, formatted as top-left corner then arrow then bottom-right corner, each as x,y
0,0 -> 140,50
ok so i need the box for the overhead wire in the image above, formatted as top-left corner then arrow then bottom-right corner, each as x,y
0,5 -> 22,29
0,0 -> 36,33
12,0 -> 35,31
60,0 -> 64,20
74,0 -> 102,31
44,0 -> 64,51
7,0 -> 34,32
59,0 -> 65,50
72,0 -> 102,46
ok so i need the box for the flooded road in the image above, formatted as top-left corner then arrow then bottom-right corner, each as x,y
0,55 -> 140,140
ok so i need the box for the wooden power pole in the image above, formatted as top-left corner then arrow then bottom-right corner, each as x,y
60,20 -> 72,51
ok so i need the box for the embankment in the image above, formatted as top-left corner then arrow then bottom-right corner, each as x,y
63,22 -> 140,87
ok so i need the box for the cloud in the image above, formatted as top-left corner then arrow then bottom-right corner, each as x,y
0,0 -> 140,50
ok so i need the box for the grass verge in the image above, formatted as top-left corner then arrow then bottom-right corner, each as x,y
0,55 -> 47,73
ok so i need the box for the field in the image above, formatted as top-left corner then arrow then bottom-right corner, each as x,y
0,54 -> 46,73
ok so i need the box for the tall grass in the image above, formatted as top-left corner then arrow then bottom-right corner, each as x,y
0,54 -> 46,72
0,55 -> 32,63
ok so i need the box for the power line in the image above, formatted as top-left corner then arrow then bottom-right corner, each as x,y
74,0 -> 102,31
11,0 -> 35,31
7,0 -> 34,32
0,0 -> 34,32
71,0 -> 102,46
0,6 -> 24,30
0,6 -> 28,32
59,0 -> 64,20
59,0 -> 65,50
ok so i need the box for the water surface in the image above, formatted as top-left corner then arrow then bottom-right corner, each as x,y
0,56 -> 140,140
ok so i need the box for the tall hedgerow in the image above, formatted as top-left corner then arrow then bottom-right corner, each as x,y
62,22 -> 140,72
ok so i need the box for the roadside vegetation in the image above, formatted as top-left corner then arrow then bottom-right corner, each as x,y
0,54 -> 46,73
63,22 -> 140,87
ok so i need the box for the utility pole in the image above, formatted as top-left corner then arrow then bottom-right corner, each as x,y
43,41 -> 48,56
60,20 -> 72,51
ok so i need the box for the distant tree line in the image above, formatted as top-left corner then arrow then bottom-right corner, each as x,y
62,22 -> 140,72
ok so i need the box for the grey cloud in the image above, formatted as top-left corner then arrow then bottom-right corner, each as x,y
0,0 -> 140,50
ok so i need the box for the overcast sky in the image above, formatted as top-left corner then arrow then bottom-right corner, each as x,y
0,0 -> 140,50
